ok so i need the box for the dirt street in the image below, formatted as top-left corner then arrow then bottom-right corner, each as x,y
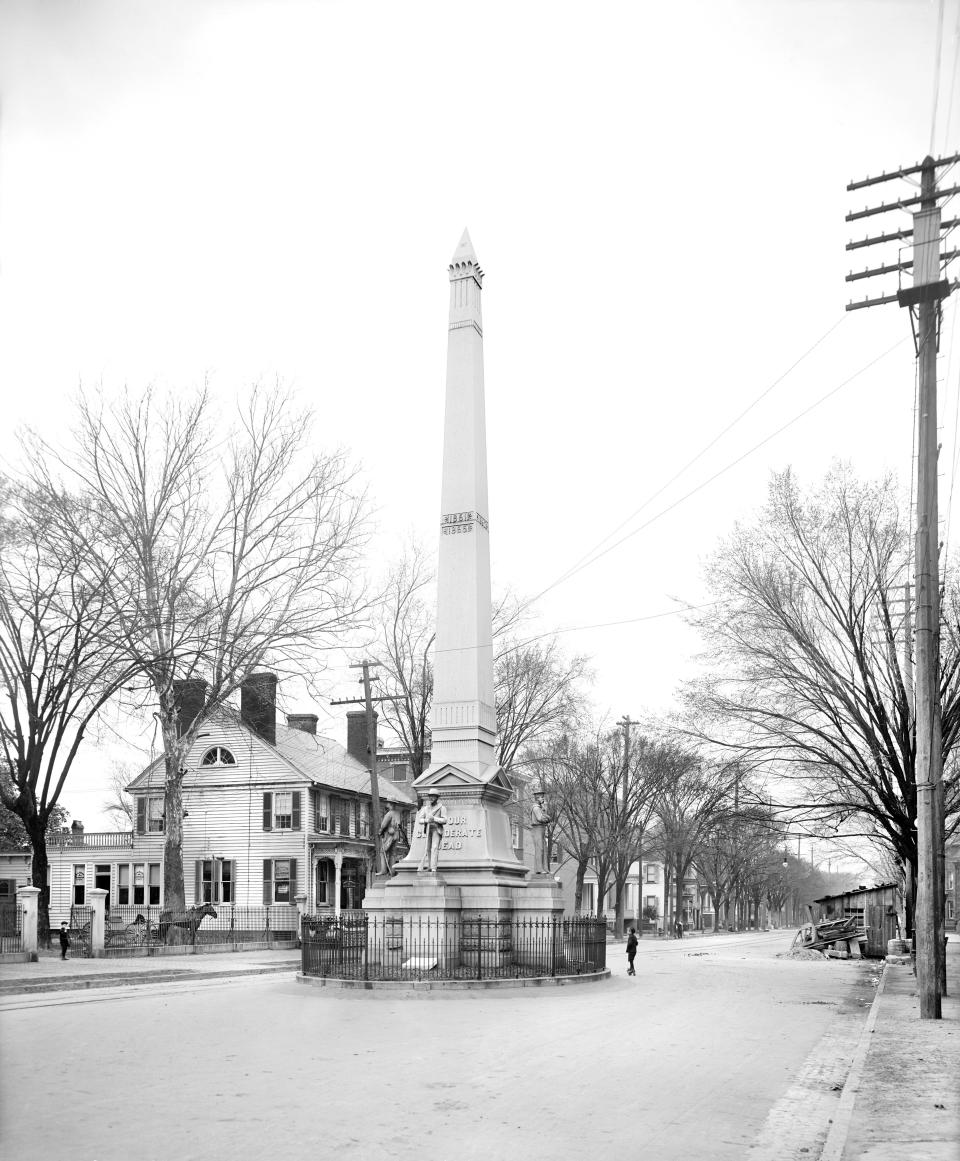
0,930 -> 876,1161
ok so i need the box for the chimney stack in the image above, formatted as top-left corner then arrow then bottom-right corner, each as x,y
173,678 -> 208,739
241,672 -> 278,746
287,713 -> 318,736
346,710 -> 377,766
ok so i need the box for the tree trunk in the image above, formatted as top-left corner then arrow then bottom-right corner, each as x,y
674,858 -> 685,937
710,890 -> 722,934
161,716 -> 188,919
28,828 -> 51,950
574,859 -> 588,914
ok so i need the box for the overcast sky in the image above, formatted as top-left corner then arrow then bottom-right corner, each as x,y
1,0 -> 958,839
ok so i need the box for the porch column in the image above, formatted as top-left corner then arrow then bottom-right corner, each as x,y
87,888 -> 107,957
17,886 -> 39,956
334,850 -> 343,918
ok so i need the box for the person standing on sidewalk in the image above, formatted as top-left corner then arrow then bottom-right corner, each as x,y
675,919 -> 684,939
626,927 -> 638,975
59,922 -> 70,961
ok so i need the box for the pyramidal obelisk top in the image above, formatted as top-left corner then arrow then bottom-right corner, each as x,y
415,228 -> 500,787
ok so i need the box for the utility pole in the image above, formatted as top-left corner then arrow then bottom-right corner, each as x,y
845,152 -> 960,1018
332,661 -> 389,877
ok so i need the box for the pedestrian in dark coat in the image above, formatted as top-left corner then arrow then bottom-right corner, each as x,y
626,926 -> 638,975
59,922 -> 70,960
675,919 -> 684,939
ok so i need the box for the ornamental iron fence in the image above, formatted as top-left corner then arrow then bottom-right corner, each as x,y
301,912 -> 607,982
68,905 -> 93,957
101,903 -> 299,956
0,902 -> 21,954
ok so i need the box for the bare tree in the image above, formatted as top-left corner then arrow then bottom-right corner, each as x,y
101,758 -> 141,830
34,385 -> 370,917
686,466 -> 960,937
373,552 -> 590,779
495,634 -> 590,773
0,479 -> 142,943
535,732 -> 610,913
373,544 -> 435,779
653,753 -> 737,935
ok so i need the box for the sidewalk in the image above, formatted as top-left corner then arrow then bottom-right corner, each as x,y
0,947 -> 300,995
822,937 -> 960,1161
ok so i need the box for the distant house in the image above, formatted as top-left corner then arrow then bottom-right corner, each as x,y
42,674 -> 415,927
947,841 -> 959,933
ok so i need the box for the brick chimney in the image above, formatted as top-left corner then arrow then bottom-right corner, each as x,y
241,672 -> 278,746
346,710 -> 377,766
287,713 -> 318,736
173,678 -> 208,739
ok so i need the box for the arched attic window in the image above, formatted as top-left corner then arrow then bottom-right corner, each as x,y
200,746 -> 236,767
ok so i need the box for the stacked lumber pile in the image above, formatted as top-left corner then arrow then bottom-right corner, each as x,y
790,915 -> 866,959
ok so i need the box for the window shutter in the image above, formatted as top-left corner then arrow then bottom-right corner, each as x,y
292,792 -> 301,832
263,792 -> 272,831
290,858 -> 298,898
229,860 -> 237,904
263,859 -> 272,905
136,798 -> 146,835
194,860 -> 202,904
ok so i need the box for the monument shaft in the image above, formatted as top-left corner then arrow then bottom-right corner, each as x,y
430,230 -> 497,779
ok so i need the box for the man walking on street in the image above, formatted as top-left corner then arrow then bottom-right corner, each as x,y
626,926 -> 638,975
59,922 -> 70,960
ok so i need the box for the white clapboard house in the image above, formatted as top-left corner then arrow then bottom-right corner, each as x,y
43,674 -> 415,928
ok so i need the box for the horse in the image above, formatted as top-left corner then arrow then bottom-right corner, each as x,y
158,902 -> 218,944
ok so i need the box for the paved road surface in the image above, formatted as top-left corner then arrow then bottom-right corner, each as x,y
1,930 -> 877,1161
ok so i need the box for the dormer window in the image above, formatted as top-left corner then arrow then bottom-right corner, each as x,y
200,746 -> 236,766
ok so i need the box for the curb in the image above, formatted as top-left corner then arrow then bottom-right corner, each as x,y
0,962 -> 298,996
296,969 -> 611,993
817,958 -> 890,1161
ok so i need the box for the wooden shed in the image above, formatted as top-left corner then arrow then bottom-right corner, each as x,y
813,882 -> 900,959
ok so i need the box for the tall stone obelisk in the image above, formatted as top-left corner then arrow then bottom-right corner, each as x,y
428,228 -> 498,783
364,232 -> 560,930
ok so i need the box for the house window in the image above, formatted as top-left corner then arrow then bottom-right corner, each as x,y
646,895 -> 658,912
339,799 -> 351,836
262,791 -> 301,831
136,796 -> 165,834
133,864 -> 145,905
73,865 -> 85,905
196,859 -> 234,904
391,763 -> 408,782
359,802 -> 371,839
315,793 -> 329,832
148,864 -> 161,905
118,864 -> 130,905
200,746 -> 236,766
275,792 -> 293,830
263,858 -> 297,904
0,879 -> 14,901
148,797 -> 164,832
646,864 -> 658,883
948,872 -> 955,892
511,822 -> 521,850
948,900 -> 956,920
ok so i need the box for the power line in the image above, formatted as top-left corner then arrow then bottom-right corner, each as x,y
944,2 -> 960,148
530,314 -> 849,605
533,336 -> 909,597
932,0 -> 947,154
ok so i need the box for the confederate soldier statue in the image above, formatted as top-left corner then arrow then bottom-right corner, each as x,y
531,791 -> 551,874
379,803 -> 403,875
417,792 -> 448,873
